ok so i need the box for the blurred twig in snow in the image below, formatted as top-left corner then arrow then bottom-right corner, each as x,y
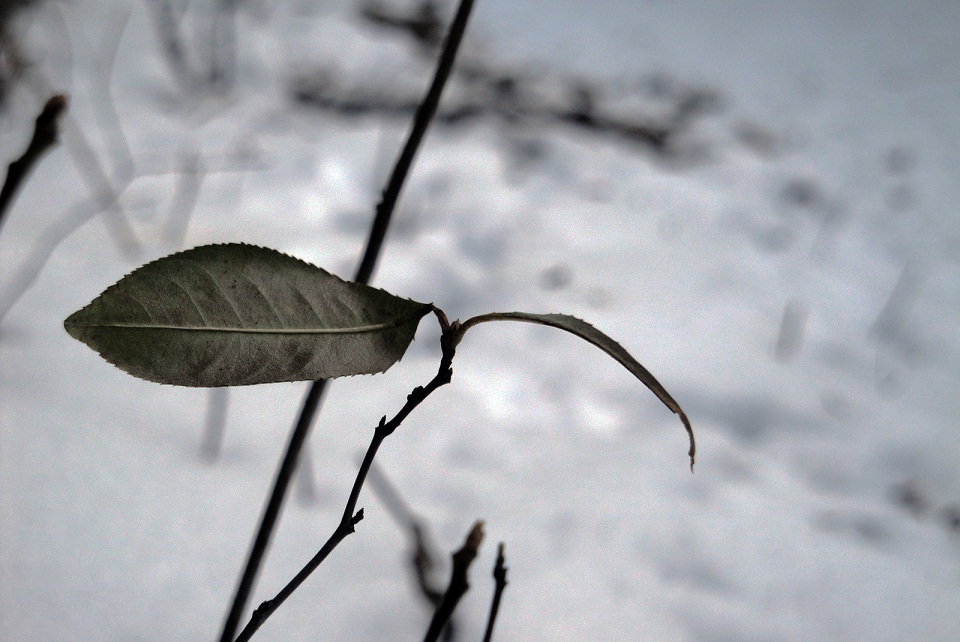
0,93 -> 67,236
422,520 -> 484,642
287,2 -> 723,161
366,460 -> 458,640
200,386 -> 229,463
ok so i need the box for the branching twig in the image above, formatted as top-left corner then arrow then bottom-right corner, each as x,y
217,1 -> 476,639
481,542 -> 508,642
0,94 -> 68,235
422,520 -> 485,642
232,315 -> 458,642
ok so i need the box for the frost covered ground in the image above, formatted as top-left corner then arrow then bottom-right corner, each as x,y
1,1 -> 958,640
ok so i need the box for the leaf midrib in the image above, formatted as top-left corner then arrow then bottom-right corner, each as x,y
67,319 -> 414,335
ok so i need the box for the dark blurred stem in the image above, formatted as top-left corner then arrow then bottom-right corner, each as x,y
422,521 -> 485,642
217,2 -> 476,640
233,323 -> 457,642
210,0 -> 237,91
200,387 -> 230,462
366,461 -> 457,639
481,543 -> 508,642
0,95 -> 68,235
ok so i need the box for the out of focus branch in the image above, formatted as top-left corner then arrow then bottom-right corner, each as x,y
59,110 -> 141,258
422,521 -> 485,642
366,461 -> 457,640
0,94 -> 68,234
147,0 -> 199,94
360,0 -> 444,52
292,67 -> 719,157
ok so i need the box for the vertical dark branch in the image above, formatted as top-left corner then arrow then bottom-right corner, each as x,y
0,94 -> 68,235
422,521 -> 485,642
481,543 -> 508,642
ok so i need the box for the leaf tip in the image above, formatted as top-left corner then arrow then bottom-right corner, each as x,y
678,409 -> 695,472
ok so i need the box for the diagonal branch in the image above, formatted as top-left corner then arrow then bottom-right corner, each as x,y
232,313 -> 458,642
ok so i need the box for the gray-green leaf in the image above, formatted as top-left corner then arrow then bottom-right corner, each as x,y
452,311 -> 695,467
64,243 -> 433,387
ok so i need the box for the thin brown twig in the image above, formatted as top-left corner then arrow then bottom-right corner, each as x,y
232,315 -> 458,642
422,521 -> 485,642
354,0 -> 476,285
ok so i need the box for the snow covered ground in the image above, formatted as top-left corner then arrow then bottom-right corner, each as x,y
1,1 -> 958,640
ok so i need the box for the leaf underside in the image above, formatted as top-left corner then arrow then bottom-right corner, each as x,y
454,312 -> 695,467
64,244 -> 433,387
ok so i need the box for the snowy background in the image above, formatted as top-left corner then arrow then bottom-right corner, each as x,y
1,1 -> 958,640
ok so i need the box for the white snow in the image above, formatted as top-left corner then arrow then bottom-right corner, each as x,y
1,1 -> 958,640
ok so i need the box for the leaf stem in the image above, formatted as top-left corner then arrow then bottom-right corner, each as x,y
217,2 -> 476,639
